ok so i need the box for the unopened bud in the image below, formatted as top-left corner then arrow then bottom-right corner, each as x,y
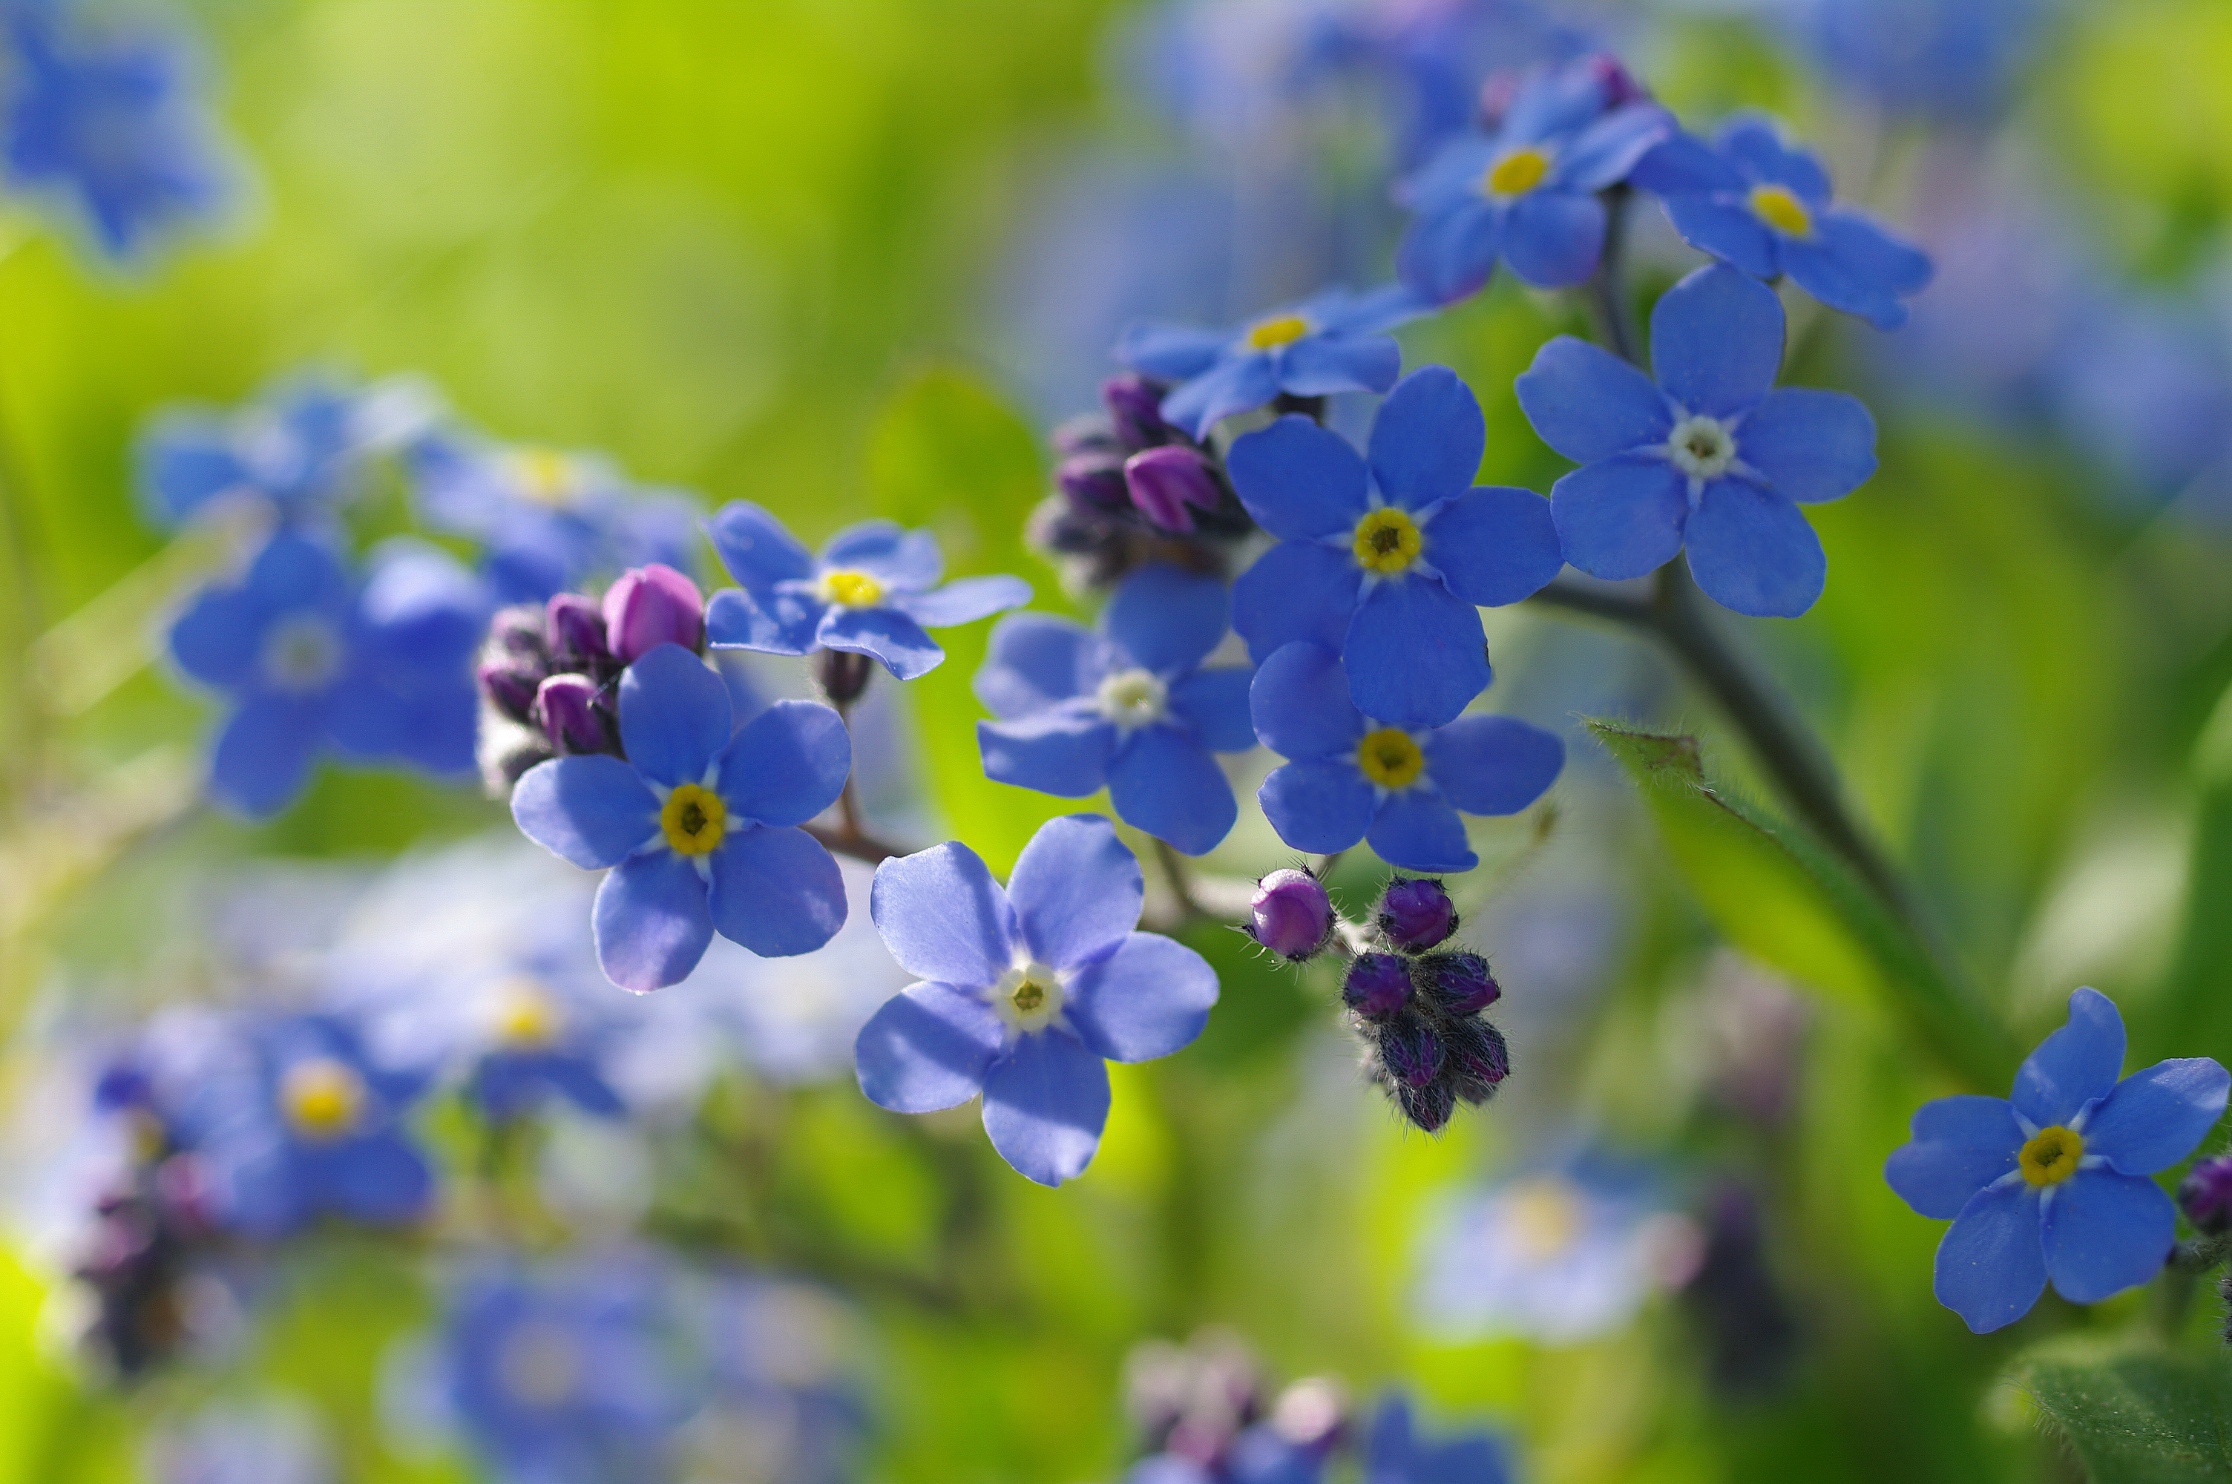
545,593 -> 611,669
1124,445 -> 1221,533
602,564 -> 705,664
1376,877 -> 1456,951
1442,1016 -> 1510,1104
487,603 -> 549,658
1103,373 -> 1175,449
1057,450 -> 1131,514
477,657 -> 542,723
2180,1155 -> 2232,1235
1248,869 -> 1334,961
533,674 -> 614,755
1397,1078 -> 1456,1134
1342,953 -> 1413,1019
1376,1014 -> 1445,1088
1417,952 -> 1500,1016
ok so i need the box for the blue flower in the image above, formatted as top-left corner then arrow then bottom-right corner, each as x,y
1884,987 -> 2231,1334
1250,641 -> 1560,873
1126,1429 -> 1324,1484
510,644 -> 852,990
1515,263 -> 1877,617
853,815 -> 1218,1186
1363,1394 -> 1513,1484
690,1276 -> 869,1484
1228,366 -> 1562,728
1394,56 -> 1667,304
1783,0 -> 2053,121
139,374 -> 431,529
166,530 -> 486,816
1634,117 -> 1932,331
975,564 -> 1254,856
147,1398 -> 332,1484
1117,284 -> 1425,440
704,502 -> 1031,681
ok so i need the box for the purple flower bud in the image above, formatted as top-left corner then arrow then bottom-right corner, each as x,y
602,563 -> 705,664
1584,51 -> 1651,109
533,674 -> 614,755
1442,1017 -> 1510,1104
477,657 -> 542,723
1056,450 -> 1130,513
1376,1014 -> 1445,1088
1051,412 -> 1118,459
1124,446 -> 1221,533
1376,877 -> 1456,951
1248,869 -> 1334,960
1103,372 -> 1174,449
1396,1078 -> 1456,1133
2179,1155 -> 2232,1235
487,603 -> 549,658
1417,952 -> 1500,1016
1342,953 -> 1413,1019
545,593 -> 611,669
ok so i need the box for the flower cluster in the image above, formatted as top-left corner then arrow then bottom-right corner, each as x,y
1339,878 -> 1512,1132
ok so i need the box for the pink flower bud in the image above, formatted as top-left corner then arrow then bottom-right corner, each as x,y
601,564 -> 705,664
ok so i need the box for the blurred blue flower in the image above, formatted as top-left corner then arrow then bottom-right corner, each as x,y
1780,0 -> 2057,121
139,374 -> 435,529
854,815 -> 1218,1186
704,503 -> 1031,682
1118,284 -> 1424,439
1885,986 -> 2230,1333
975,564 -> 1254,855
148,1397 -> 332,1484
684,1276 -> 870,1484
1127,1428 -> 1324,1484
1394,55 -> 1667,303
1363,1394 -> 1513,1484
509,644 -> 851,989
1250,641 -> 1560,873
2042,288 -> 2232,513
1516,263 -> 1876,617
1227,366 -> 1561,728
166,529 -> 486,816
1635,117 -> 1932,330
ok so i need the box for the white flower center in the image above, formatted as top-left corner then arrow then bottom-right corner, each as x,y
260,613 -> 343,692
991,960 -> 1065,1033
1665,415 -> 1737,482
1094,667 -> 1168,729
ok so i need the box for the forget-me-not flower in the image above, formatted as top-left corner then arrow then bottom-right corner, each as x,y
1885,986 -> 2231,1333
1516,263 -> 1876,617
1228,366 -> 1562,729
1784,0 -> 2054,122
511,644 -> 852,990
140,374 -> 435,529
853,815 -> 1218,1186
705,502 -> 1031,682
975,564 -> 1255,856
1363,1394 -> 1513,1484
1635,117 -> 1932,330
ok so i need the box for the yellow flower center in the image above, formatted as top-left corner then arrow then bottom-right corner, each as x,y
1244,313 -> 1312,351
993,960 -> 1064,1032
281,1057 -> 365,1141
495,978 -> 561,1047
821,568 -> 885,608
510,447 -> 579,505
1501,1177 -> 1584,1261
1749,183 -> 1813,237
2019,1125 -> 2085,1188
1356,727 -> 1425,790
1351,507 -> 1423,575
1483,146 -> 1550,197
660,783 -> 728,856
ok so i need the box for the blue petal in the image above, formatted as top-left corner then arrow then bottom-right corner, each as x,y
1225,415 -> 1370,541
1399,134 -> 1497,212
209,695 -> 324,818
2014,988 -> 2128,1130
1684,482 -> 1825,619
1934,1179 -> 2046,1334
980,1030 -> 1111,1187
1259,759 -> 1375,854
1007,814 -> 1143,969
1368,366 -> 1485,511
1558,104 -> 1671,192
1781,234 -> 1904,330
168,584 -> 264,688
616,643 -> 732,788
1515,336 -> 1672,463
1116,321 -> 1229,381
511,755 -> 660,868
1108,728 -> 1237,856
1231,539 -> 1361,663
706,500 -> 815,595
818,605 -> 945,680
1426,486 -> 1563,606
1550,457 -> 1687,580
1737,389 -> 1876,503
1275,332 -> 1402,398
1630,132 -> 1746,196
1717,115 -> 1832,202
2082,1059 -> 2232,1176
1818,208 -> 1933,293
1397,198 -> 1503,304
822,521 -> 942,589
592,851 -> 715,992
870,841 -> 1018,989
1501,190 -> 1605,289
1065,933 -> 1218,1063
716,699 -> 851,827
1663,193 -> 1781,278
245,528 -> 352,608
2043,1169 -> 2175,1305
1318,281 -> 1432,335
709,825 -> 847,956
1424,715 -> 1564,814
326,1136 -> 433,1225
1367,788 -> 1477,872
854,981 -> 1003,1113
1169,668 -> 1256,753
975,613 -> 1095,716
704,586 -> 820,656
1504,62 -> 1608,141
1160,355 -> 1281,439
890,574 -> 1032,629
1344,575 -> 1489,730
1650,264 -> 1786,418
140,418 -> 246,525
1884,1096 -> 2023,1219
1249,640 -> 1363,760
979,712 -> 1115,797
1104,563 -> 1230,675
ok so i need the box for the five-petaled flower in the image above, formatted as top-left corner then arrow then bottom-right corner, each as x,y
1250,642 -> 1561,873
1516,263 -> 1876,618
975,564 -> 1255,856
510,644 -> 853,990
1635,116 -> 1933,330
140,374 -> 431,529
1884,987 -> 2230,1333
1228,366 -> 1562,729
1117,284 -> 1426,440
704,502 -> 1031,682
853,815 -> 1219,1186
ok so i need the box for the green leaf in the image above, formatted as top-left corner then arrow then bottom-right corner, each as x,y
2016,1340 -> 2232,1483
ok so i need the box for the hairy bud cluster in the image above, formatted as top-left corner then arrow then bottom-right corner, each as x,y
1342,878 -> 1508,1132
75,1070 -> 216,1378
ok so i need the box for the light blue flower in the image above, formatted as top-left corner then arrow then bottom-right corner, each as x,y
1782,0 -> 2055,121
1515,263 -> 1876,617
853,815 -> 1218,1186
704,502 -> 1031,682
1363,1394 -> 1513,1484
139,374 -> 432,529
147,1397 -> 332,1484
1885,987 -> 2230,1333
975,564 -> 1254,855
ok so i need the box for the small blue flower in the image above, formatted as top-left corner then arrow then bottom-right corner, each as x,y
1885,987 -> 2231,1334
1634,116 -> 1933,331
853,815 -> 1218,1186
1784,0 -> 2053,121
704,502 -> 1031,681
1117,283 -> 1425,440
510,643 -> 852,990
139,374 -> 430,529
1394,56 -> 1668,304
1363,1394 -> 1513,1484
975,564 -> 1254,856
1515,263 -> 1877,617
1250,641 -> 1561,873
691,1276 -> 869,1484
1228,365 -> 1560,728
147,1397 -> 332,1484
